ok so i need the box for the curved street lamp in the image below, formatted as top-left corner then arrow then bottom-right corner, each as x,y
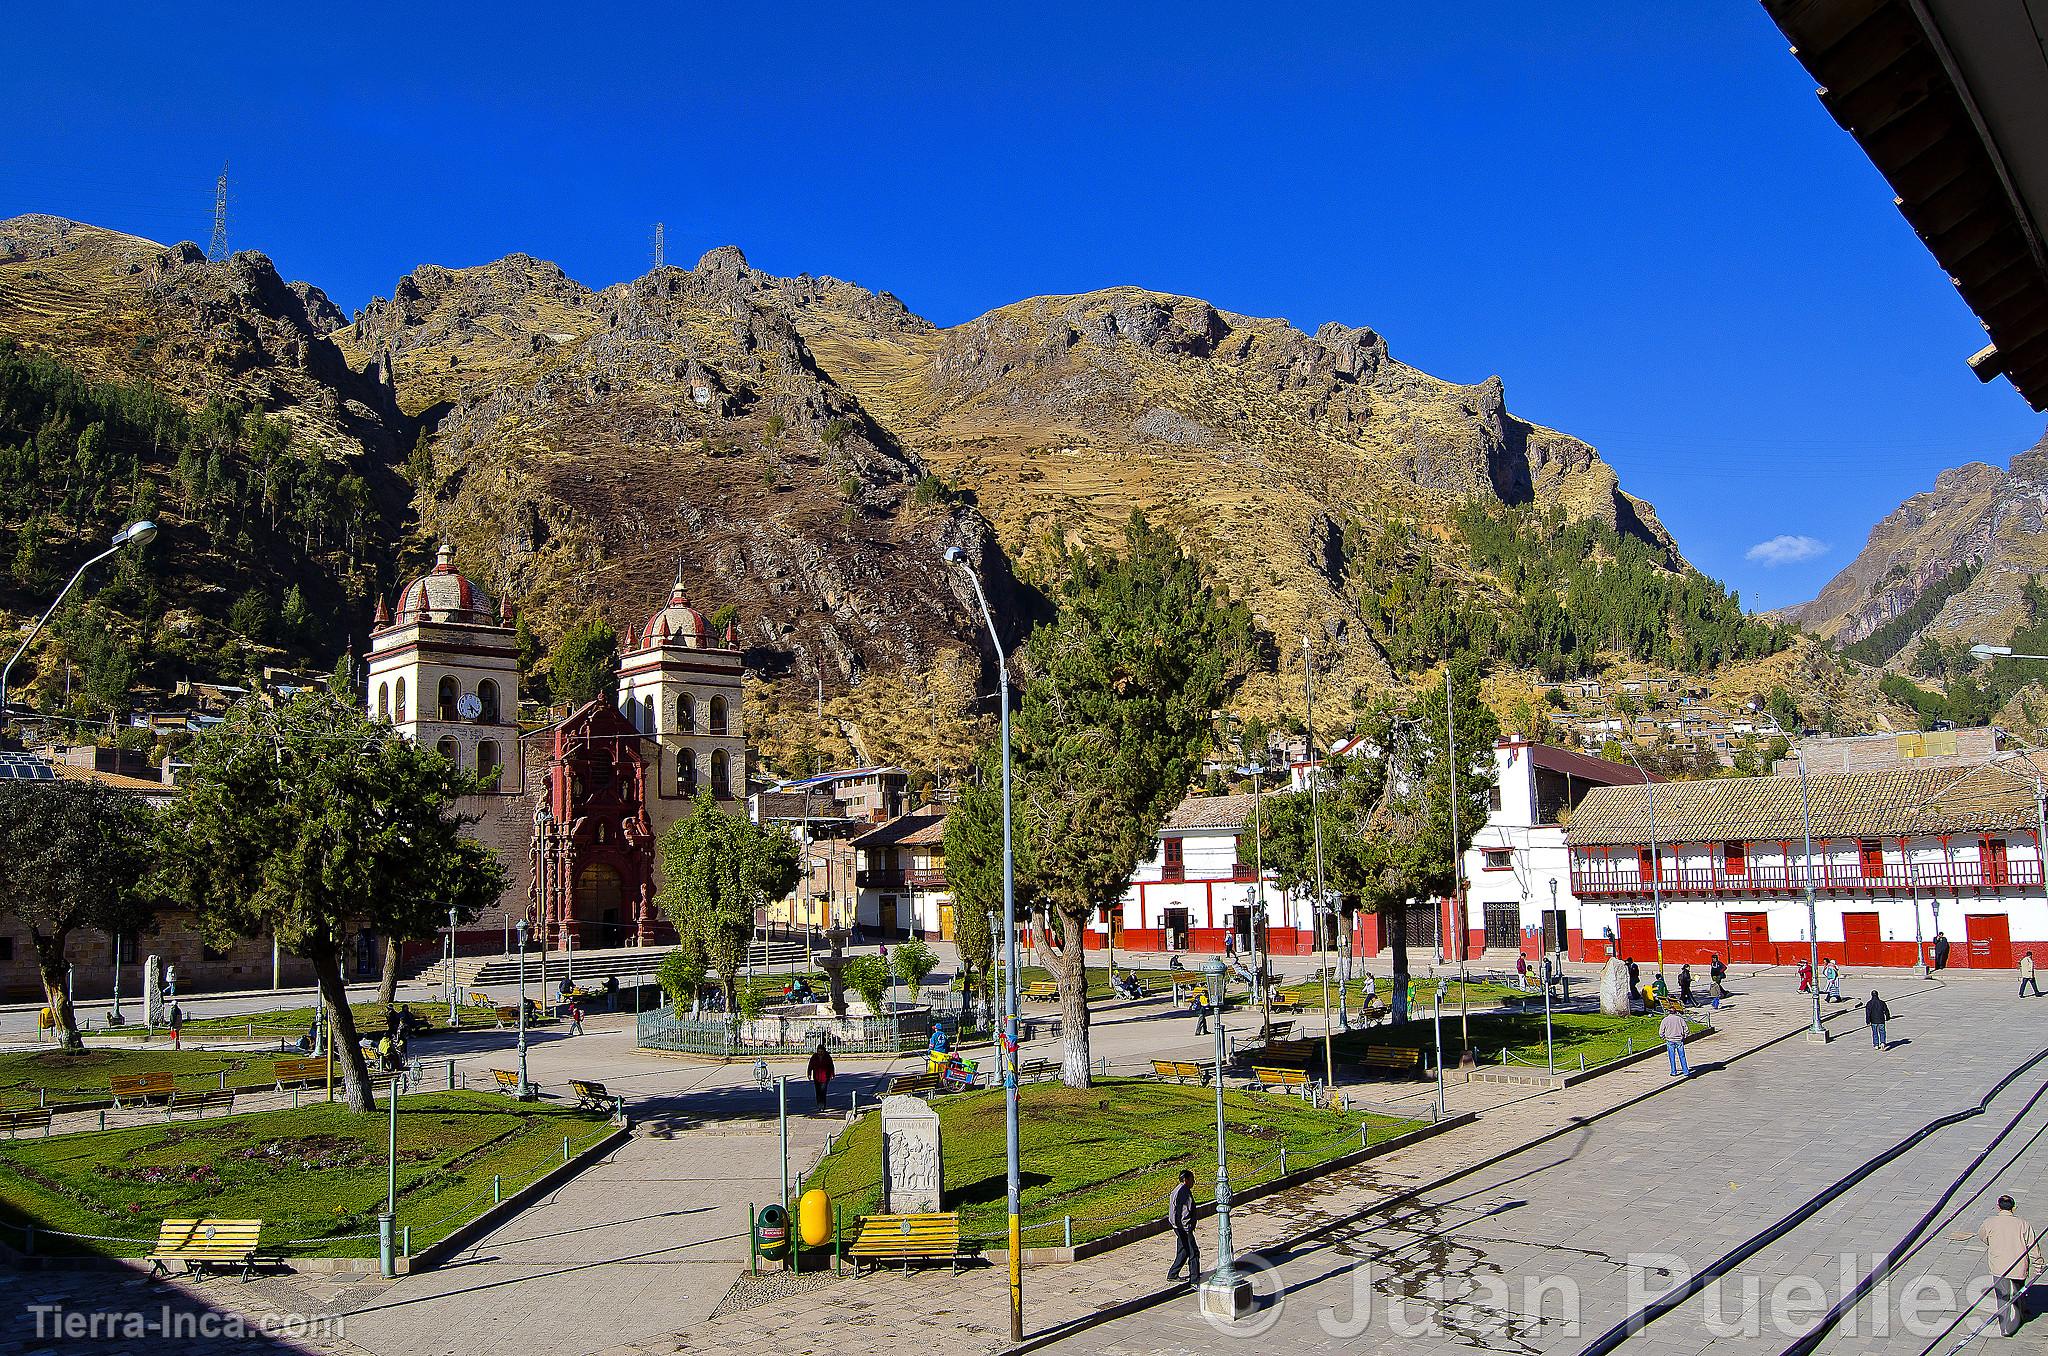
0,520 -> 157,723
943,544 -> 1023,1342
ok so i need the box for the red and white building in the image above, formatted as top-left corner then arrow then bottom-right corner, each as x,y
1102,793 -> 1335,956
1457,739 -> 1657,963
1561,759 -> 2048,969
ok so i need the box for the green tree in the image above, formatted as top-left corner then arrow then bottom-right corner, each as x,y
656,947 -> 707,1017
1008,514 -> 1252,1085
891,936 -> 938,992
227,588 -> 274,643
843,954 -> 889,1015
940,762 -> 1023,1001
156,694 -> 505,1111
0,780 -> 158,1050
1246,659 -> 1498,1024
550,615 -> 619,710
654,793 -> 800,1013
281,583 -> 314,648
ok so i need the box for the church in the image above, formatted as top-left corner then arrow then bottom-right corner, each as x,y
365,546 -> 748,954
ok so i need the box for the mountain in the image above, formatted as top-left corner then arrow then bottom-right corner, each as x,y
2,215 -> 1810,767
1788,432 -> 2048,663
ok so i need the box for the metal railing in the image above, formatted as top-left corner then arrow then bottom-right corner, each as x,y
634,1009 -> 921,1056
1570,855 -> 2042,897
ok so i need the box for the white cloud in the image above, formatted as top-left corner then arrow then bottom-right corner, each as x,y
1745,535 -> 1829,567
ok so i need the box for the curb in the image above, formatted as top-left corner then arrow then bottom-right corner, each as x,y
407,1124 -> 630,1271
995,1010 -> 1841,1355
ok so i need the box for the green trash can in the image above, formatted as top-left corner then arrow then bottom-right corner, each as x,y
756,1203 -> 791,1259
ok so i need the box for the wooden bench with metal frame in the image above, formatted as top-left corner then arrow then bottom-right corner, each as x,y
147,1218 -> 276,1280
1359,1045 -> 1426,1078
887,1070 -> 945,1098
271,1057 -> 327,1093
1022,980 -> 1058,1002
166,1088 -> 237,1118
846,1211 -> 970,1273
110,1072 -> 176,1109
1250,1065 -> 1312,1094
491,1068 -> 536,1098
569,1079 -> 618,1113
1150,1058 -> 1210,1085
0,1108 -> 53,1138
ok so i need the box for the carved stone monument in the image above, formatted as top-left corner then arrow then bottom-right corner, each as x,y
143,955 -> 165,1028
880,1094 -> 943,1213
818,926 -> 852,1019
1598,955 -> 1632,1017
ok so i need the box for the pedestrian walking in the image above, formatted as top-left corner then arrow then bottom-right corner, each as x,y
1516,954 -> 1529,990
568,1002 -> 584,1036
2022,951 -> 2042,998
165,964 -> 177,999
1659,1009 -> 1690,1077
1933,933 -> 1951,971
1821,958 -> 1842,1004
1864,990 -> 1890,1049
1709,953 -> 1726,1008
1677,964 -> 1693,1007
605,975 -> 620,1012
807,1039 -> 834,1110
1192,994 -> 1209,1036
1166,1169 -> 1200,1283
1796,958 -> 1813,993
1955,1195 -> 2043,1337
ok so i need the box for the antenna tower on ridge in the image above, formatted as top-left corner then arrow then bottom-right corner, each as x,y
208,162 -> 230,262
652,222 -> 665,271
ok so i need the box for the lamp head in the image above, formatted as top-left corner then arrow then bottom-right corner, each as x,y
943,546 -> 968,566
112,519 -> 156,549
1202,955 -> 1227,1006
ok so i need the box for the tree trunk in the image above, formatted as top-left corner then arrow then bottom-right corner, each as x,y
1053,904 -> 1092,1088
377,935 -> 401,1009
1387,907 -> 1410,1023
310,946 -> 376,1114
31,930 -> 80,1051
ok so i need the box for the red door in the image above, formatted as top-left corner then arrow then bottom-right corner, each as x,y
1726,912 -> 1771,964
1616,915 -> 1659,965
1842,912 -> 1881,967
1965,914 -> 2013,969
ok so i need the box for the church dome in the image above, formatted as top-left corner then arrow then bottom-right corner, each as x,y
637,577 -> 711,650
390,544 -> 498,626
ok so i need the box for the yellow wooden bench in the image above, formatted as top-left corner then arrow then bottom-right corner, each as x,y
491,1068 -> 536,1098
847,1211 -> 969,1272
1252,1066 -> 1310,1093
1022,980 -> 1058,1002
1150,1058 -> 1210,1085
0,1108 -> 53,1138
111,1072 -> 175,1108
147,1218 -> 272,1279
166,1088 -> 236,1118
1360,1046 -> 1425,1077
271,1057 -> 327,1093
888,1070 -> 945,1097
570,1079 -> 617,1112
493,1005 -> 519,1027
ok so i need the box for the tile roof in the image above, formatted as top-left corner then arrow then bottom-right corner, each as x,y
1566,759 -> 2047,847
850,808 -> 946,849
752,791 -> 850,821
1164,793 -> 1261,832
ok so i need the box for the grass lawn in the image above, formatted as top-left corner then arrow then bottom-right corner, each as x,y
1332,1010 -> 1671,1069
0,1091 -> 611,1258
802,1078 -> 1424,1246
1017,965 -> 1214,1002
96,1000 -> 505,1042
0,1046 -> 471,1111
1273,977 -> 1528,1010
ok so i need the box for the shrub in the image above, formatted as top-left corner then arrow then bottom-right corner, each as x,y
820,419 -> 853,447
657,948 -> 706,1016
891,937 -> 937,991
843,954 -> 889,1015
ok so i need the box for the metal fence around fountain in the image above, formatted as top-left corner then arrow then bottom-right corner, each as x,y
635,1009 -> 921,1057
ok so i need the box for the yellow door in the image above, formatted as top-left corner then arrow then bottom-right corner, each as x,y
940,906 -> 956,940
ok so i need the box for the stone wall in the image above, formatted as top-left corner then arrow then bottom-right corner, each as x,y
0,911 -> 316,1004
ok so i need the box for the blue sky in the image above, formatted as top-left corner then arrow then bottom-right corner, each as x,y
6,3 -> 2043,611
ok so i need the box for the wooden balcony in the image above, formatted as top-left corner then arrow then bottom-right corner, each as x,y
1570,857 -> 2043,898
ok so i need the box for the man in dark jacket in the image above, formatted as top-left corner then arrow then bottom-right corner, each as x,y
1865,991 -> 1890,1049
1933,933 -> 1951,971
1166,1169 -> 1199,1283
1624,958 -> 1641,1012
806,1040 -> 834,1109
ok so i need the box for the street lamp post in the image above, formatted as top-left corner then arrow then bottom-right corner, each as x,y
0,520 -> 156,723
1795,753 -> 1826,1042
108,930 -> 124,1027
447,906 -> 459,1028
1302,637 -> 1334,1086
1200,956 -> 1251,1319
945,546 -> 1023,1343
516,918 -> 531,1099
1431,978 -> 1449,1118
1549,877 -> 1569,1003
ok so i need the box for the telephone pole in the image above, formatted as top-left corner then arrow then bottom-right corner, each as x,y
208,163 -> 230,262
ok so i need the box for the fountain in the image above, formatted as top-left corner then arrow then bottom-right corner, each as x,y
817,925 -> 853,1019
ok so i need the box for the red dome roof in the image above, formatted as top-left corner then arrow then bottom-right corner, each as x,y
390,545 -> 499,627
637,577 -> 711,650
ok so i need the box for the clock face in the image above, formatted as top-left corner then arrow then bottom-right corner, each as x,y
457,693 -> 483,720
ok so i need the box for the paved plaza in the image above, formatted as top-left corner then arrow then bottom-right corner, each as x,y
5,961 -> 2046,1356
